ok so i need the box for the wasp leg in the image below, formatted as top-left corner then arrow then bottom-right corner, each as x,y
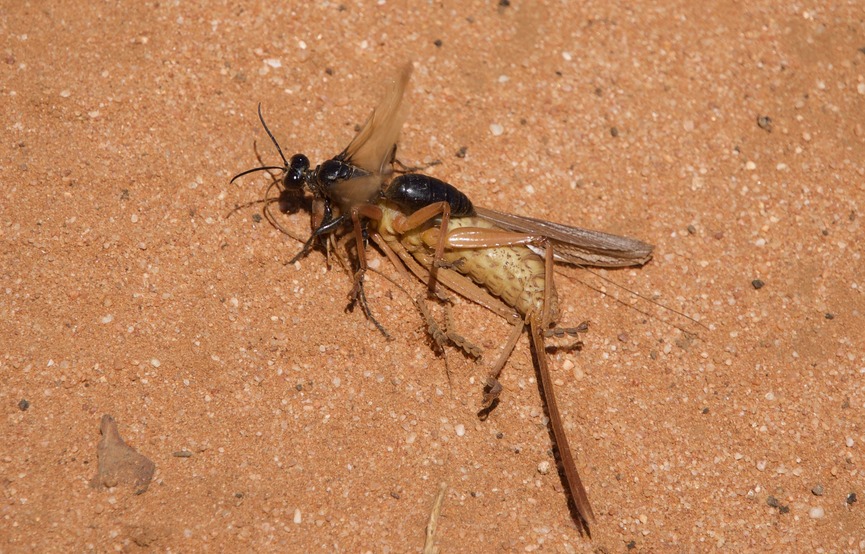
389,200 -> 453,293
392,157 -> 442,174
344,204 -> 394,339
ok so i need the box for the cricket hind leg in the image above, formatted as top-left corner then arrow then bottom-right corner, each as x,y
529,315 -> 595,532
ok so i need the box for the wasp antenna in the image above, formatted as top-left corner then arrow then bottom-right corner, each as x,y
229,165 -> 286,184
257,103 -> 289,167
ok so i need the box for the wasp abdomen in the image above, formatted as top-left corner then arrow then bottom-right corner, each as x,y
386,174 -> 475,217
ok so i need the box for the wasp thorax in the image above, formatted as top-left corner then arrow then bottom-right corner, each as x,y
316,159 -> 354,186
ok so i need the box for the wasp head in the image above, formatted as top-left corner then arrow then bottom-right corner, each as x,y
285,154 -> 310,191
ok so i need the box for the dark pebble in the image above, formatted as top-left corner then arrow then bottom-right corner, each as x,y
752,279 -> 765,290
757,115 -> 773,132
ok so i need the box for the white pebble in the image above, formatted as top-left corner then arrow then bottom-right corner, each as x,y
100,314 -> 114,324
562,51 -> 572,61
455,424 -> 466,437
537,460 -> 551,475
150,358 -> 161,367
845,437 -> 854,448
490,123 -> 503,136
809,506 -> 824,519
264,58 -> 281,68
293,508 -> 302,523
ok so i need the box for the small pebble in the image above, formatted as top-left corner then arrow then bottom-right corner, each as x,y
808,506 -> 824,519
757,115 -> 773,132
455,424 -> 466,437
18,399 -> 30,411
811,484 -> 824,496
490,123 -> 503,136
537,461 -> 551,475
752,279 -> 765,290
150,358 -> 161,368
847,492 -> 858,505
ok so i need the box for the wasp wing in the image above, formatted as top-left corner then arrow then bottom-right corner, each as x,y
329,174 -> 385,214
475,206 -> 653,267
338,63 -> 413,176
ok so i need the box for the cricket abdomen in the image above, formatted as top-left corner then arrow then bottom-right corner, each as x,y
438,217 -> 556,320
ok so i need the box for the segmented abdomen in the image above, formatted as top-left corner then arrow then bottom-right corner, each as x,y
378,204 -> 556,320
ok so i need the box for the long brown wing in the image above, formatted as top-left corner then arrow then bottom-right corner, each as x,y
339,63 -> 413,175
475,206 -> 653,268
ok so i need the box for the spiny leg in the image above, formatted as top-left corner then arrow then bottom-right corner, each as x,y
414,295 -> 453,389
443,303 -> 482,359
345,203 -> 393,339
479,320 -> 524,417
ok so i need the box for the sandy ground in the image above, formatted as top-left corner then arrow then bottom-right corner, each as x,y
2,1 -> 864,552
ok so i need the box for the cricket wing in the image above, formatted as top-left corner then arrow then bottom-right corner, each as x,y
339,63 -> 413,176
475,206 -> 653,268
